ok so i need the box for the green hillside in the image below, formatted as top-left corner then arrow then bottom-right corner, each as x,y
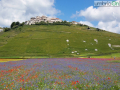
0,25 -> 120,58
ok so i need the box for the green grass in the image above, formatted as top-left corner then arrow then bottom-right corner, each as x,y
0,25 -> 120,58
107,60 -> 120,63
91,53 -> 120,58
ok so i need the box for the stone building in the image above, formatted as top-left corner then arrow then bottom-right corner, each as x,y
25,16 -> 62,25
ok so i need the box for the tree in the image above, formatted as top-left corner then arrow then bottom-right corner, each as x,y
4,27 -> 11,32
96,28 -> 100,31
40,21 -> 46,25
16,21 -> 20,26
20,22 -> 25,26
87,27 -> 90,29
11,22 -> 16,28
63,20 -> 67,23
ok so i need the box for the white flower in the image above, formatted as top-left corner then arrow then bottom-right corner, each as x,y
108,43 -> 111,47
94,39 -> 98,44
71,52 -> 74,53
66,39 -> 69,42
95,49 -> 98,51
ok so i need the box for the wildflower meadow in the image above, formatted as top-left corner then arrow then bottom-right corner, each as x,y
0,58 -> 120,90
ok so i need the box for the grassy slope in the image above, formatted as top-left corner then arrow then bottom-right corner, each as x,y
0,25 -> 120,58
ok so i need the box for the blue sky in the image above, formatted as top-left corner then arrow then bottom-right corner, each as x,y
54,0 -> 93,22
0,0 -> 120,33
54,0 -> 120,28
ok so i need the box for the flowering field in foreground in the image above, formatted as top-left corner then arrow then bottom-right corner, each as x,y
0,58 -> 120,90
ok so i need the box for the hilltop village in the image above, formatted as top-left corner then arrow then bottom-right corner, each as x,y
25,16 -> 81,25
3,16 -> 87,32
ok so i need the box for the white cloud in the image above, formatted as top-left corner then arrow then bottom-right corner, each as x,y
97,21 -> 120,33
0,0 -> 61,27
80,21 -> 94,27
71,6 -> 120,22
71,1 -> 120,34
76,6 -> 120,22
